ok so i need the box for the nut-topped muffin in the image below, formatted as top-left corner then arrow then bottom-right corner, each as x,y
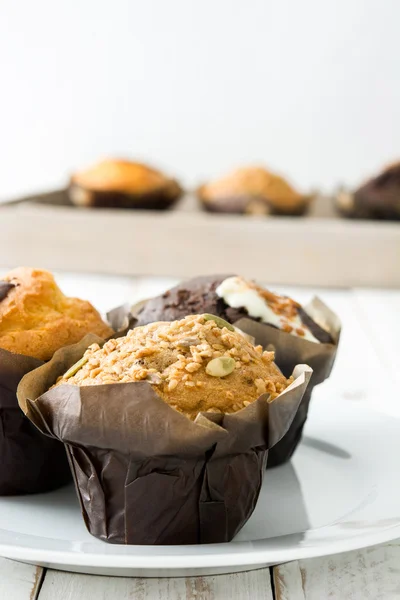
56,314 -> 291,420
68,158 -> 182,210
337,161 -> 400,220
19,315 -> 310,543
198,166 -> 311,216
0,267 -> 113,360
136,275 -> 333,345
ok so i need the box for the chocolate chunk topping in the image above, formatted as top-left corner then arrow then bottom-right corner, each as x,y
0,281 -> 15,302
136,275 -> 333,344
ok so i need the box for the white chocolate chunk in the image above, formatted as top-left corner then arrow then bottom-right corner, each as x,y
216,277 -> 320,343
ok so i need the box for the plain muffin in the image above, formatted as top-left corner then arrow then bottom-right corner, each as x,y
0,267 -> 113,360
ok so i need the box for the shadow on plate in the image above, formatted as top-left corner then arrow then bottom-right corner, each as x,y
235,462 -> 309,542
302,436 -> 351,459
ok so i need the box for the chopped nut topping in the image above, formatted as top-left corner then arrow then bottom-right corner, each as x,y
56,314 -> 291,420
185,362 -> 202,373
168,379 -> 178,391
255,378 -> 267,395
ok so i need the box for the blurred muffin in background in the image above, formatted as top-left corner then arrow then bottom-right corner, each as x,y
336,161 -> 400,220
68,159 -> 183,210
197,166 -> 312,216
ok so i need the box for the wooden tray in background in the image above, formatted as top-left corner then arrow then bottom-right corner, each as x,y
0,190 -> 399,287
2,188 -> 338,218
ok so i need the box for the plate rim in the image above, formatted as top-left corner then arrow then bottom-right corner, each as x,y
0,523 -> 400,570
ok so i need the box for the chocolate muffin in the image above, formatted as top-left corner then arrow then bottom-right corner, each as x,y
0,267 -> 113,360
68,159 -> 183,210
197,166 -> 311,216
136,275 -> 333,345
336,161 -> 400,220
56,314 -> 292,421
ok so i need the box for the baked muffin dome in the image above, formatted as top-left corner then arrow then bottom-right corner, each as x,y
0,267 -> 113,360
198,166 -> 309,216
136,275 -> 333,344
56,314 -> 291,420
337,161 -> 400,220
69,159 -> 182,210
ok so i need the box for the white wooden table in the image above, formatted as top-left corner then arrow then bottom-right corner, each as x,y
2,274 -> 400,600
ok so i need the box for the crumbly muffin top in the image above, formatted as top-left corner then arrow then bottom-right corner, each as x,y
57,314 -> 291,420
216,276 -> 320,343
199,166 -> 303,211
71,159 -> 179,195
0,267 -> 113,360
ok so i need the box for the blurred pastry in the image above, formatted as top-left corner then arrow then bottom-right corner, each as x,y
0,267 -> 113,360
197,166 -> 311,216
336,161 -> 400,220
68,159 -> 182,210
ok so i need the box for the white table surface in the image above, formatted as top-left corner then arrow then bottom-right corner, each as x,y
2,273 -> 400,600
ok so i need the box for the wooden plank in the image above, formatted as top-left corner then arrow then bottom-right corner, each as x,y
274,561 -> 305,600
274,542 -> 400,599
38,568 -> 274,600
1,203 -> 399,287
0,557 -> 44,600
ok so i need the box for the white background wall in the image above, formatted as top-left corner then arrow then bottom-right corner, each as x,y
0,0 -> 399,200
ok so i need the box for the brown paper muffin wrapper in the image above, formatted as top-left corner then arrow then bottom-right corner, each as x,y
68,181 -> 183,211
232,297 -> 341,467
17,334 -> 312,545
197,189 -> 314,217
106,303 -> 138,338
0,348 -> 72,495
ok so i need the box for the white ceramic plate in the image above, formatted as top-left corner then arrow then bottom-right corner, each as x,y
0,395 -> 399,577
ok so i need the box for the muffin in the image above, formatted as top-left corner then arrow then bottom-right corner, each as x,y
197,166 -> 311,216
55,314 -> 292,420
0,267 -> 113,360
68,159 -> 182,210
0,267 -> 113,495
336,161 -> 400,220
135,275 -> 340,467
18,317 -> 312,544
136,275 -> 333,344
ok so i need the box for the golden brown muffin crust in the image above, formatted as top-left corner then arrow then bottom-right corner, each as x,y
56,314 -> 292,420
71,159 -> 180,195
199,166 -> 304,212
0,267 -> 113,360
